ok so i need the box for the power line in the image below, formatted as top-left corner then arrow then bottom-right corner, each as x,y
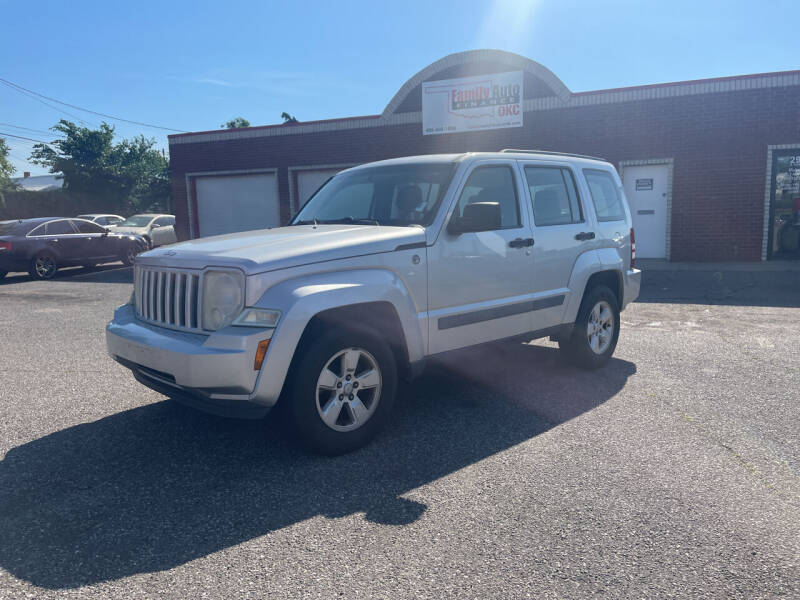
0,80 -> 95,126
0,77 -> 187,133
0,122 -> 65,137
0,131 -> 50,143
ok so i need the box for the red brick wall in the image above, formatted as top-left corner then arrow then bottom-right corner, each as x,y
169,84 -> 800,261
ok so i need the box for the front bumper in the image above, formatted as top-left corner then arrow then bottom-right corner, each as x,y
106,303 -> 276,418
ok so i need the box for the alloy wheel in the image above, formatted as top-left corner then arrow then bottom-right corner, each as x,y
587,300 -> 614,354
35,255 -> 57,279
315,347 -> 382,432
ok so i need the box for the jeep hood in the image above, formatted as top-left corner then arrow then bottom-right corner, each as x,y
137,224 -> 426,274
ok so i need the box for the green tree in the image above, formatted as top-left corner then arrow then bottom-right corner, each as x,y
29,120 -> 170,213
281,112 -> 298,124
0,138 -> 17,209
221,117 -> 251,129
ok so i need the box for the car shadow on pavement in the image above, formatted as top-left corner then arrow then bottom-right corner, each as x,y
0,264 -> 132,286
0,342 -> 635,589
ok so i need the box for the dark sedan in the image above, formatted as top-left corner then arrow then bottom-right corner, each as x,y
0,217 -> 147,280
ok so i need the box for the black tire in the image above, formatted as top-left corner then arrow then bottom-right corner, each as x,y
120,243 -> 139,266
285,326 -> 397,455
29,252 -> 58,280
559,284 -> 620,369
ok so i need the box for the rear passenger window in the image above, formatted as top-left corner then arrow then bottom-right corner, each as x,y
45,220 -> 76,235
584,169 -> 626,222
456,165 -> 521,229
525,167 -> 583,226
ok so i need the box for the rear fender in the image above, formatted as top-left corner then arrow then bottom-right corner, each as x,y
563,249 -> 623,324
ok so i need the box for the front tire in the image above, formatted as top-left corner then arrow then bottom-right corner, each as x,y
559,284 -> 620,369
286,326 -> 397,455
121,243 -> 139,266
29,252 -> 58,280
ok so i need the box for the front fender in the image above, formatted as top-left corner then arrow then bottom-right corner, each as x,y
249,269 -> 424,406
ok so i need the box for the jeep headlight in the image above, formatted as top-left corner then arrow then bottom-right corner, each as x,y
202,270 -> 244,331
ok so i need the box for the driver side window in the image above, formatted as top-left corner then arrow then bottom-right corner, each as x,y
455,165 -> 521,230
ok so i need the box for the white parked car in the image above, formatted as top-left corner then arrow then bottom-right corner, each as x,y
113,214 -> 177,249
107,151 -> 640,454
76,213 -> 125,227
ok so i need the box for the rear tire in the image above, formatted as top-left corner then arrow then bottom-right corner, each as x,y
286,326 -> 397,455
559,284 -> 620,369
29,252 -> 58,280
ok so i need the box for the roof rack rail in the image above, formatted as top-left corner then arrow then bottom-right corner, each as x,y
500,149 -> 607,161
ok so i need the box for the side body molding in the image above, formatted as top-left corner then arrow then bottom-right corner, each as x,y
249,269 -> 425,406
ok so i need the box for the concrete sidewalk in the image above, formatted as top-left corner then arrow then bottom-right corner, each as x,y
637,259 -> 800,306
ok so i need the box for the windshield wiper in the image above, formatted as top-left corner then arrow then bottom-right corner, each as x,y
324,217 -> 380,226
291,218 -> 319,226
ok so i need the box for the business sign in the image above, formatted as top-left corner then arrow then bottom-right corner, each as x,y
422,71 -> 523,136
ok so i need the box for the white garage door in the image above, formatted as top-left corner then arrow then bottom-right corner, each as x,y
621,164 -> 669,259
195,173 -> 280,238
296,168 -> 344,212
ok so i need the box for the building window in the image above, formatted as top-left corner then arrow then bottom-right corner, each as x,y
770,149 -> 800,258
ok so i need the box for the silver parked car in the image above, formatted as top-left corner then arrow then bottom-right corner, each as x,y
107,150 -> 641,454
76,214 -> 126,227
113,214 -> 176,249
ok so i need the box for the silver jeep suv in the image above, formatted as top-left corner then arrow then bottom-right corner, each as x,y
107,150 -> 640,454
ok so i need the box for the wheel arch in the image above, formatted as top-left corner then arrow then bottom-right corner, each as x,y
564,249 -> 624,324
248,268 -> 424,407
294,301 -> 410,381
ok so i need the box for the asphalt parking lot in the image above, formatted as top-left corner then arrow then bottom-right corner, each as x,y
0,267 -> 798,599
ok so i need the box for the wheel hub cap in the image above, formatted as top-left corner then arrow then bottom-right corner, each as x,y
316,347 -> 382,432
587,300 -> 614,355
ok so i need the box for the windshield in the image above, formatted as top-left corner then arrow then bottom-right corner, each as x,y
292,162 -> 456,227
120,216 -> 153,227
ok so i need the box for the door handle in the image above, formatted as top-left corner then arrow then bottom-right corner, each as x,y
575,232 -> 595,241
509,237 -> 535,248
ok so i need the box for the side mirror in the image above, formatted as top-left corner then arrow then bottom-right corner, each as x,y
449,202 -> 502,234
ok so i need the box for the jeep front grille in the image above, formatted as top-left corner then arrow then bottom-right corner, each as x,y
134,265 -> 203,332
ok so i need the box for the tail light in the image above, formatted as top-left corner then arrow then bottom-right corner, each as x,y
629,228 -> 636,269
0,241 -> 12,252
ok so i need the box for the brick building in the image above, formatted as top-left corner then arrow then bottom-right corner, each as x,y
168,50 -> 800,262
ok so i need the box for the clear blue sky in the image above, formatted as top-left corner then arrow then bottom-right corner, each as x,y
1,0 -> 796,176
